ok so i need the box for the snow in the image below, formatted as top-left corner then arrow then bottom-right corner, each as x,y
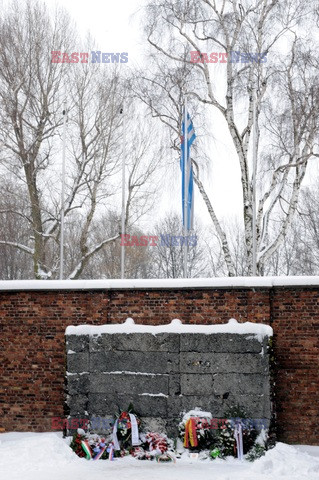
2,275 -> 319,291
251,442 -> 319,477
66,372 -> 89,376
0,433 -> 318,480
104,371 -> 165,376
295,445 -> 319,457
181,409 -> 212,421
65,318 -> 273,340
138,393 -> 168,398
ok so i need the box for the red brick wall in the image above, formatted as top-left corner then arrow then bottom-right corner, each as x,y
0,287 -> 318,444
271,288 -> 319,444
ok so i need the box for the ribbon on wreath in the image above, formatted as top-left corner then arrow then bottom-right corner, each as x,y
107,443 -> 115,460
92,443 -> 106,460
129,413 -> 140,446
112,413 -> 140,450
183,418 -> 198,448
234,422 -> 243,461
81,440 -> 92,460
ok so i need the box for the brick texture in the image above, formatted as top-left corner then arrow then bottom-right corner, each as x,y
0,287 -> 318,444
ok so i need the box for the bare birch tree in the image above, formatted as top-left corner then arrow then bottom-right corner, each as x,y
265,186 -> 319,276
138,0 -> 319,275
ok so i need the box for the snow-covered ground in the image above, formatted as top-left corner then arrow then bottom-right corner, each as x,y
0,432 -> 318,480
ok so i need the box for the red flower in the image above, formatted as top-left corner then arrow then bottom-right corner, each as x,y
119,411 -> 129,420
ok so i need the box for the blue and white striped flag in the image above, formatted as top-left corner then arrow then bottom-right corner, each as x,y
180,109 -> 196,231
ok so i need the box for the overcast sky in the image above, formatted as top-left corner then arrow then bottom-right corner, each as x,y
44,0 -> 147,67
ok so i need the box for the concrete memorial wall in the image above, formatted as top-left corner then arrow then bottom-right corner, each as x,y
65,318 -> 272,436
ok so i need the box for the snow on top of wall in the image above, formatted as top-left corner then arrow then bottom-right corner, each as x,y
65,318 -> 273,339
0,276 -> 319,291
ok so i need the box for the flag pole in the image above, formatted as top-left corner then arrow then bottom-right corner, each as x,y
252,88 -> 258,276
59,100 -> 67,280
183,98 -> 188,278
120,104 -> 126,279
